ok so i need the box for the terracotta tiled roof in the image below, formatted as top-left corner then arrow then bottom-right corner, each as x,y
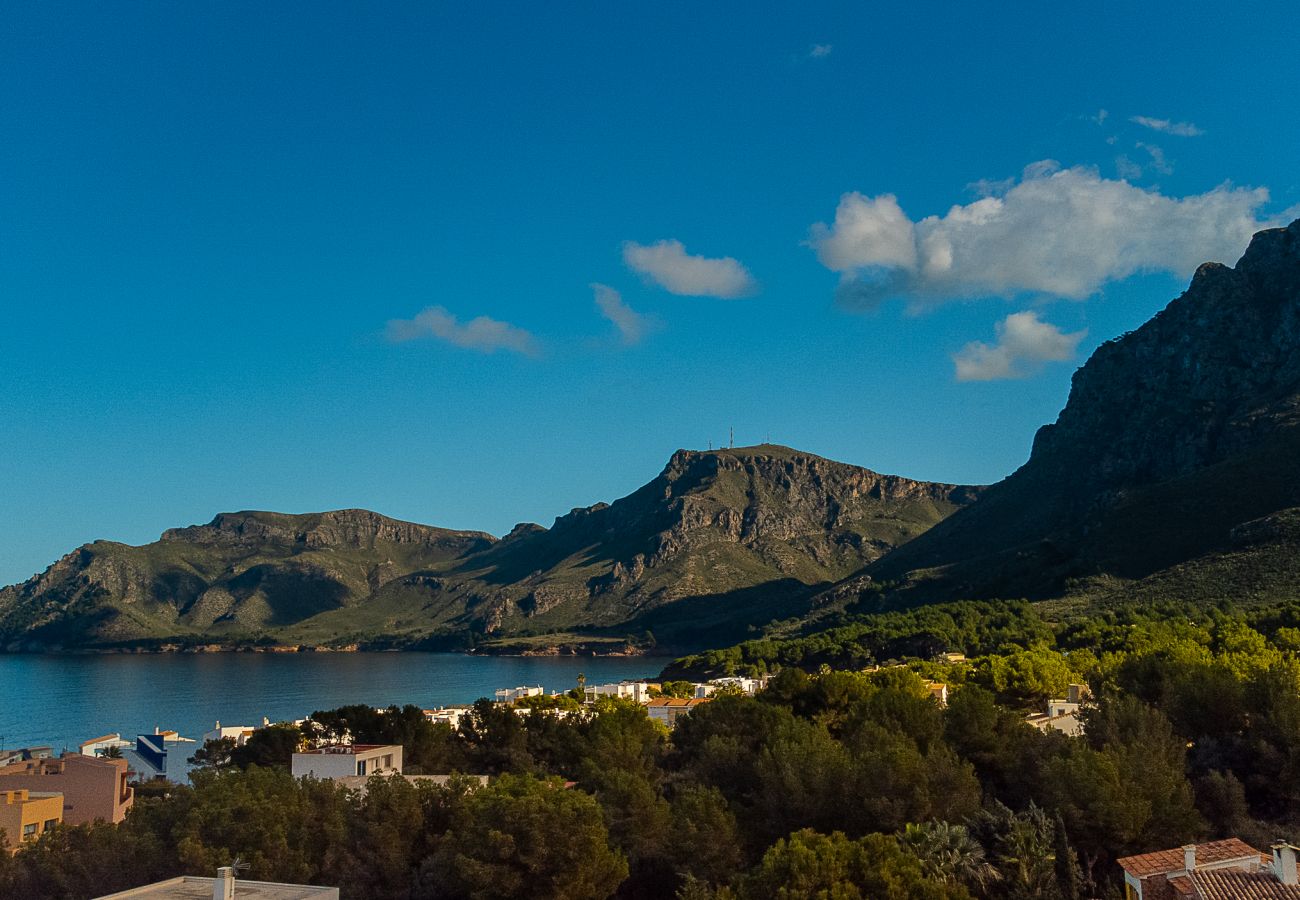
1195,869 -> 1300,898
1118,839 -> 1262,878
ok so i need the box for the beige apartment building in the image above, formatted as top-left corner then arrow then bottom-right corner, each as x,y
0,788 -> 63,853
0,752 -> 133,825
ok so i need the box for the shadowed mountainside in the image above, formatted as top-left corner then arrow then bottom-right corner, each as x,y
0,446 -> 980,651
858,219 -> 1300,607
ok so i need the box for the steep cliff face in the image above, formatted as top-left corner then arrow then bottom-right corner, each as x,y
869,219 -> 1300,600
0,447 -> 979,651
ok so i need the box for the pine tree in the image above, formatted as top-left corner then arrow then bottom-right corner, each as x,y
1054,811 -> 1081,900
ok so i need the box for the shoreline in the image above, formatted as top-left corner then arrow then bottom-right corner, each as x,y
0,642 -> 667,658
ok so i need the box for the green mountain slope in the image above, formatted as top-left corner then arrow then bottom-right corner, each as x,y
0,510 -> 494,650
0,446 -> 980,651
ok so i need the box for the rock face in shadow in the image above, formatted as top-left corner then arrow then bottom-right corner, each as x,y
0,447 -> 979,650
867,219 -> 1300,601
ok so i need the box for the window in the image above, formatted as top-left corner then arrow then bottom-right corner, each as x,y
22,823 -> 37,838
383,755 -> 393,769
357,759 -> 367,776
43,819 -> 58,832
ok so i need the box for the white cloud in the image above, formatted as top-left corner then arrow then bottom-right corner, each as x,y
953,311 -> 1087,381
1131,115 -> 1204,137
622,239 -> 758,298
810,161 -> 1286,309
591,283 -> 652,345
385,306 -> 539,356
809,44 -> 833,58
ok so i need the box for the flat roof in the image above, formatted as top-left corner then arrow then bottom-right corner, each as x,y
294,744 -> 399,755
95,875 -> 337,899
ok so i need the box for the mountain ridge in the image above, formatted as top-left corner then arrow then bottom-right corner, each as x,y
0,445 -> 980,652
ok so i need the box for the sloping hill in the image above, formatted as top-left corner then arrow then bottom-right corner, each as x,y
0,446 -> 980,651
0,510 -> 494,650
863,219 -> 1300,605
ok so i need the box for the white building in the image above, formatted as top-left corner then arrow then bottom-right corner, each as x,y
585,681 -> 658,704
424,706 -> 473,729
1026,683 -> 1090,737
79,734 -> 133,758
494,685 -> 544,704
291,744 -> 403,780
201,720 -> 264,746
95,866 -> 338,899
694,676 -> 768,698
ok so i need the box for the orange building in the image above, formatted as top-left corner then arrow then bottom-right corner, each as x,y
0,752 -> 133,825
0,789 -> 63,853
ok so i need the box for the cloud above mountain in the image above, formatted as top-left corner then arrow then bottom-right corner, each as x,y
386,306 -> 539,356
810,161 -> 1286,309
953,311 -> 1087,381
623,239 -> 757,298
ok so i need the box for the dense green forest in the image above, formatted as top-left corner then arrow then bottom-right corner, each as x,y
7,599 -> 1300,898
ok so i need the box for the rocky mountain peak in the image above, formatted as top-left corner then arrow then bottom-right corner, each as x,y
1030,218 -> 1300,491
871,218 -> 1300,597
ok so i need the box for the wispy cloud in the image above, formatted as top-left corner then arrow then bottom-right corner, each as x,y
1137,141 -> 1173,175
1130,115 -> 1204,137
623,239 -> 758,298
1115,155 -> 1143,180
810,161 -> 1285,309
953,311 -> 1087,381
809,43 -> 833,58
385,306 -> 539,356
591,283 -> 653,345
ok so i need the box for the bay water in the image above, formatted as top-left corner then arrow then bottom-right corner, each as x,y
0,653 -> 660,758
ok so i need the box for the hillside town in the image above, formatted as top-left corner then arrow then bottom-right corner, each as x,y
5,652 -> 1291,899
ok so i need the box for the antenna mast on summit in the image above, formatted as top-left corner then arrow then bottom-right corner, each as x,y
729,426 -> 734,449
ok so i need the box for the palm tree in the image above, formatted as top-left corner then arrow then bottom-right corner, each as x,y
101,746 -> 124,759
900,821 -> 1001,891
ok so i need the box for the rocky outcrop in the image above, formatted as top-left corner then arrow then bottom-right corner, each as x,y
163,509 -> 494,554
868,219 -> 1300,599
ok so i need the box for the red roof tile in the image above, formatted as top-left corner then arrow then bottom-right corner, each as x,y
1195,869 -> 1300,899
1118,839 -> 1262,878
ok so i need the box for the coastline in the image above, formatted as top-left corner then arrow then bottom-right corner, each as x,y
0,639 -> 659,658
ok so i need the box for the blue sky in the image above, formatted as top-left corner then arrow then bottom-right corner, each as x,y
3,2 -> 1298,585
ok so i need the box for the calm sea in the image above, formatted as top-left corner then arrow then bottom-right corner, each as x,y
0,653 -> 660,756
